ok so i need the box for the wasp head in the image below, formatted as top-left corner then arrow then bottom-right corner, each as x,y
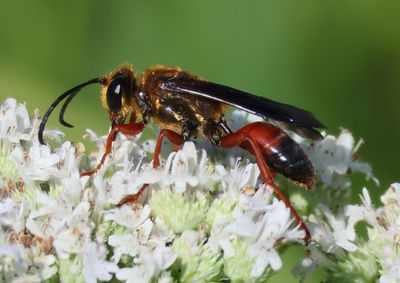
38,64 -> 138,145
100,65 -> 137,124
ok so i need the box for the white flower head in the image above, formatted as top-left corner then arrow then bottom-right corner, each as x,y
24,250 -> 58,282
381,183 -> 400,224
237,183 -> 273,212
293,243 -> 335,279
214,159 -> 260,197
108,233 -> 141,263
0,244 -> 28,280
148,217 -> 175,247
172,231 -> 223,282
225,209 -> 257,238
380,256 -> 400,283
2,98 -> 397,282
0,243 -> 57,282
346,187 -> 378,228
25,194 -> 92,259
104,204 -> 151,231
247,199 -> 304,275
84,128 -> 146,173
94,157 -> 158,207
0,198 -> 28,233
161,142 -> 200,193
107,207 -> 154,263
116,246 -> 176,283
10,140 -> 82,182
52,201 -> 92,259
83,242 -> 119,283
310,204 -> 357,253
208,216 -> 235,256
0,98 -> 31,144
294,129 -> 377,188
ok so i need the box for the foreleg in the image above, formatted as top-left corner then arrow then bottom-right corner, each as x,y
117,129 -> 185,206
81,123 -> 144,176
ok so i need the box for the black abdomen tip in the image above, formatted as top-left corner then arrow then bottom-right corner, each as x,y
265,135 -> 314,189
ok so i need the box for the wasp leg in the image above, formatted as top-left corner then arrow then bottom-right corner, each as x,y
81,123 -> 145,176
117,129 -> 185,207
153,129 -> 185,168
204,118 -> 232,145
181,118 -> 200,141
116,184 -> 148,208
219,123 -> 311,244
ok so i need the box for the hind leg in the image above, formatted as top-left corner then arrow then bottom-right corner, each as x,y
219,122 -> 311,244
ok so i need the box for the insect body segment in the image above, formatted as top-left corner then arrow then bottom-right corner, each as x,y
222,122 -> 314,189
39,64 -> 326,244
101,65 -> 137,124
139,66 -> 228,142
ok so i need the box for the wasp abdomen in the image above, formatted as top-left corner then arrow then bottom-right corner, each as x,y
225,122 -> 315,189
264,134 -> 314,189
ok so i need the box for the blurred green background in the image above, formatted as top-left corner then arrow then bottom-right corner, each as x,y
1,1 -> 399,282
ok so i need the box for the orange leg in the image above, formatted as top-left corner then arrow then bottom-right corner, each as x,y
117,129 -> 185,207
220,124 -> 311,244
81,123 -> 144,176
153,129 -> 185,168
116,184 -> 149,208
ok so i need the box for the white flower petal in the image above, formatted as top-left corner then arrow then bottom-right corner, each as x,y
83,242 -> 119,283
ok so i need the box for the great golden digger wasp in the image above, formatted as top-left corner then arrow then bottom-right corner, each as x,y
39,64 -> 326,243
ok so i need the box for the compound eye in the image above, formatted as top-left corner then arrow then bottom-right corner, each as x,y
106,76 -> 127,114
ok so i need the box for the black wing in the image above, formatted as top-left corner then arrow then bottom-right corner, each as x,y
159,75 -> 326,140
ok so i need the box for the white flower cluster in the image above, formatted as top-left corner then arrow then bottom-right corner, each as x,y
0,98 -> 396,282
292,183 -> 400,283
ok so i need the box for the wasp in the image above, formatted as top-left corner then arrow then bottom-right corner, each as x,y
38,64 -> 326,243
